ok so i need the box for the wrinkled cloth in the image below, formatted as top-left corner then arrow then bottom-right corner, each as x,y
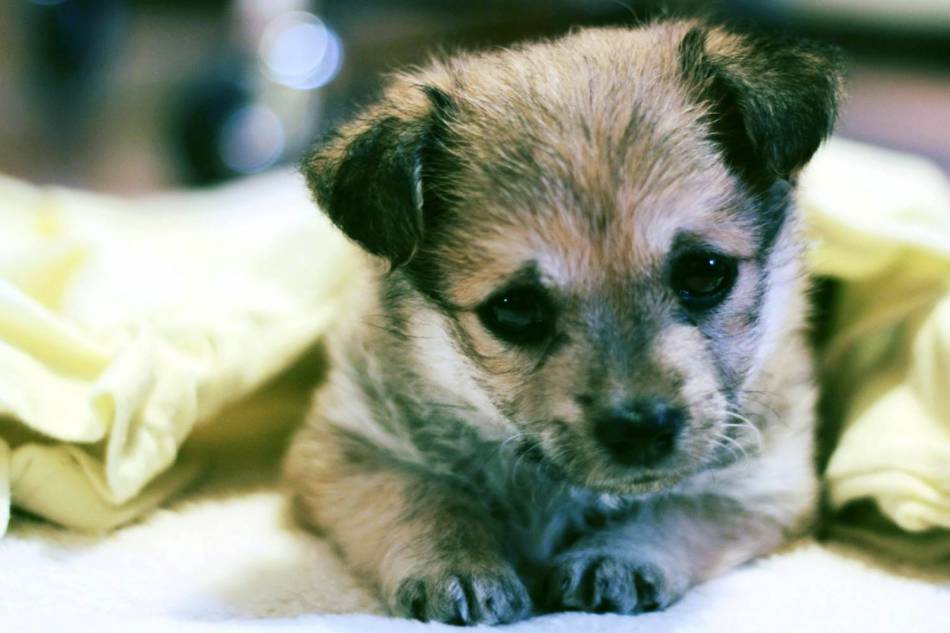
0,170 -> 362,534
800,139 -> 950,534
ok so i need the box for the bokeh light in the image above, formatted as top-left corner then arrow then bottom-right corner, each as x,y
218,104 -> 285,175
260,12 -> 343,91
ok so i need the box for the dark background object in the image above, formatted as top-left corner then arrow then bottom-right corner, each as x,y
167,60 -> 252,185
0,0 -> 947,192
20,0 -> 126,181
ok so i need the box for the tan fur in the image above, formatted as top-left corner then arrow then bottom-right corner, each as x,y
286,421 -> 508,607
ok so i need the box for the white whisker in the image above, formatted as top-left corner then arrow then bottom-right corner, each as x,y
712,431 -> 748,461
725,413 -> 764,450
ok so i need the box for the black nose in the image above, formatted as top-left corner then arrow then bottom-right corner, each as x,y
593,398 -> 684,467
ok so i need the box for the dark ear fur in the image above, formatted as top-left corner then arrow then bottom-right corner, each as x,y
303,83 -> 453,267
679,25 -> 844,187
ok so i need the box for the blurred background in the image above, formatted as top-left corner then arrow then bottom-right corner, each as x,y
0,0 -> 948,193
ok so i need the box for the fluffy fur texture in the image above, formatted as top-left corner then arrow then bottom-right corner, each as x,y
286,19 -> 843,625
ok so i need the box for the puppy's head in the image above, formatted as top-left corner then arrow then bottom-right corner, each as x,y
305,20 -> 842,493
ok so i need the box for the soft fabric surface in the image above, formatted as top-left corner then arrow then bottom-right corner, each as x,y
2,462 -> 948,632
803,140 -> 950,533
0,171 -> 360,534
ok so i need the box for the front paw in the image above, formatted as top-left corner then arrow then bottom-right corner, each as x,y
547,553 -> 681,615
392,566 -> 532,625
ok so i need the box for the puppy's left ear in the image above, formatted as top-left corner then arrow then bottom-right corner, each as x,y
303,79 -> 454,267
679,24 -> 844,186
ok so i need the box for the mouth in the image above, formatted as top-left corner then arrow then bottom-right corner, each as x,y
625,473 -> 665,485
588,470 -> 690,495
512,437 -> 686,494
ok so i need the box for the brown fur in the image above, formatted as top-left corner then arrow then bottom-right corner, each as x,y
286,18 -> 842,625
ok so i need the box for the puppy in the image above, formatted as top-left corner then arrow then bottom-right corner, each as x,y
285,18 -> 842,625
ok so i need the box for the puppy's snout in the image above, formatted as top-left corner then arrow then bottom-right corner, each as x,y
593,398 -> 684,467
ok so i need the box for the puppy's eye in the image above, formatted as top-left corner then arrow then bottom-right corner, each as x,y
477,285 -> 554,346
670,251 -> 738,310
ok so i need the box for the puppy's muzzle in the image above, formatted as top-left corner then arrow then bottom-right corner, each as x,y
593,397 -> 684,467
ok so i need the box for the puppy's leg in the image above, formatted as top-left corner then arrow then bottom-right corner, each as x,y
286,424 -> 531,625
547,492 -> 811,614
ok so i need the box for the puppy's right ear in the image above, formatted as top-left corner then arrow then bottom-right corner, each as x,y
303,81 -> 453,267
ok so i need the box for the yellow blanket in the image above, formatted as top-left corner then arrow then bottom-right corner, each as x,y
0,138 -> 947,542
801,140 -> 950,535
0,170 -> 362,534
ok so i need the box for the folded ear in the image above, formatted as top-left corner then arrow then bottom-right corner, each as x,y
679,25 -> 844,187
303,80 -> 454,267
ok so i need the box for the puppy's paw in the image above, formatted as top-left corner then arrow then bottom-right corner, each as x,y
392,566 -> 532,625
547,553 -> 681,615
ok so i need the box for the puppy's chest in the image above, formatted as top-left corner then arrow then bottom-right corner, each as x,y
460,453 -> 629,567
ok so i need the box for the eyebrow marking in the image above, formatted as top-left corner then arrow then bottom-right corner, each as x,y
668,230 -> 755,262
461,261 -> 545,312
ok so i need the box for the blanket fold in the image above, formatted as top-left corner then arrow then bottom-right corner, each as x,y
799,139 -> 950,535
0,171 -> 362,535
